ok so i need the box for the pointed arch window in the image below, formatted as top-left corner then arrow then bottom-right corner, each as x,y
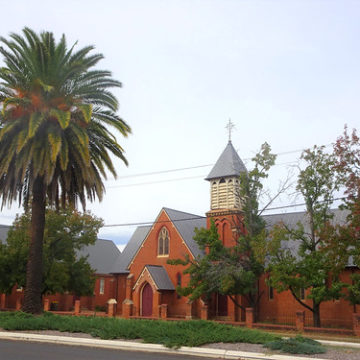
158,227 -> 169,256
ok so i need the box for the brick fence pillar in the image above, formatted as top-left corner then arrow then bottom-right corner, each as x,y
159,304 -> 168,319
15,296 -> 21,311
296,311 -> 305,332
74,300 -> 81,315
43,298 -> 50,312
245,307 -> 254,328
122,299 -> 133,319
108,303 -> 115,317
0,294 -> 6,309
107,299 -> 117,317
201,304 -> 208,320
353,313 -> 360,336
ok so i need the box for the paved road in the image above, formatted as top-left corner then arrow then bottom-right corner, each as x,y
0,339 -> 203,360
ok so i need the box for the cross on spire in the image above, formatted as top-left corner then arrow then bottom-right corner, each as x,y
226,119 -> 235,142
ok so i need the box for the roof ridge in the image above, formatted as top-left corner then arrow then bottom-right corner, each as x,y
163,207 -> 202,218
261,208 -> 344,218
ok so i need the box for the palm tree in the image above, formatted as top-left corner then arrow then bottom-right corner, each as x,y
0,28 -> 131,313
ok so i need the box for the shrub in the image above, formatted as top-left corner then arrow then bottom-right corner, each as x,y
0,312 -> 279,348
264,335 -> 326,354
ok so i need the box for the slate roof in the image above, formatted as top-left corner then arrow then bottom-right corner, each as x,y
263,208 -> 348,232
262,209 -> 350,262
0,225 -> 10,244
146,265 -> 175,290
0,221 -> 119,274
112,207 -> 353,275
112,225 -> 151,273
205,141 -> 247,180
163,208 -> 206,259
77,239 -> 121,275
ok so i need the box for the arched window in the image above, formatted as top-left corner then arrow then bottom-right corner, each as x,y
219,178 -> 225,183
158,227 -> 169,256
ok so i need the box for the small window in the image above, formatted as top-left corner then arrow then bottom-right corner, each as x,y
99,278 -> 105,295
219,178 -> 225,184
228,179 -> 232,183
269,285 -> 274,300
158,227 -> 169,256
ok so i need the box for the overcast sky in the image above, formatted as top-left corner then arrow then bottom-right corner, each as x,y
0,0 -> 359,250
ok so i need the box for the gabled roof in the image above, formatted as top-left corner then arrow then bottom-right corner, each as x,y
163,208 -> 205,259
112,208 -> 206,274
145,265 -> 175,290
77,239 -> 121,275
112,225 -> 151,273
205,141 -> 247,181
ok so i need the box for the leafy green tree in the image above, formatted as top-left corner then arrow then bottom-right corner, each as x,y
267,146 -> 345,327
333,126 -> 360,306
0,208 -> 102,296
0,28 -> 130,313
169,143 -> 279,313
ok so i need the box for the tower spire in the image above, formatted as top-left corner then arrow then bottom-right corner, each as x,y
225,119 -> 235,142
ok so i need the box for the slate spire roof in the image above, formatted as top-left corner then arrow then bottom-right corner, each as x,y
205,141 -> 247,180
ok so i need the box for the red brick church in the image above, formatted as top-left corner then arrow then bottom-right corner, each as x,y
110,140 -> 356,328
0,141 -> 357,328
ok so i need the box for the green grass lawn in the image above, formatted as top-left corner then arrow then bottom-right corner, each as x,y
0,311 -> 278,348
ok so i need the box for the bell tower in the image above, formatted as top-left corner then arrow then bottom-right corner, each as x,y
205,123 -> 247,246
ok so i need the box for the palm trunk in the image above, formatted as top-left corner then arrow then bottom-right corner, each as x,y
22,177 -> 46,314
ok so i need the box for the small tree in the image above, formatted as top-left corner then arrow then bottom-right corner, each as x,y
0,208 -> 103,296
267,145 -> 346,327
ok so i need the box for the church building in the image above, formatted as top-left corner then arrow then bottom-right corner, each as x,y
110,139 -> 357,328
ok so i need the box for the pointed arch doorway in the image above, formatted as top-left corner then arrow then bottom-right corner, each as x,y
141,283 -> 153,316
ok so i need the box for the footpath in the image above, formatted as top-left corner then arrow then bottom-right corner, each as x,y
1,331 -> 360,360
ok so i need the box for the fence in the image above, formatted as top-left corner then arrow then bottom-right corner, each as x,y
1,296 -> 359,337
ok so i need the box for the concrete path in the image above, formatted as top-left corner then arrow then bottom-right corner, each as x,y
0,330 -> 329,360
316,338 -> 360,348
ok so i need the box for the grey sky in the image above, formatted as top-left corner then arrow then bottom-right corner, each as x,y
0,0 -> 359,248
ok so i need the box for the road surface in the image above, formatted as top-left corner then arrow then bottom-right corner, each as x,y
0,339 -> 202,360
